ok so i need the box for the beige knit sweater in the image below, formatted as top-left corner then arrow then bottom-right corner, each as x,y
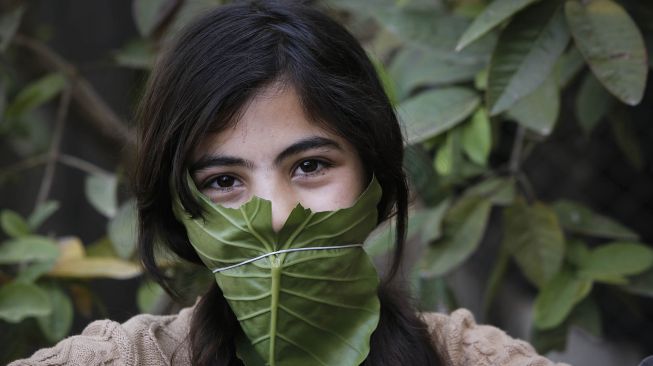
9,306 -> 569,366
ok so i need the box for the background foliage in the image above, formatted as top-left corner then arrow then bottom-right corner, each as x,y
1,0 -> 652,363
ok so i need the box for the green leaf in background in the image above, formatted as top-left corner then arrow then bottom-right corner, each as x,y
0,236 -> 59,264
552,200 -> 639,241
533,269 -> 592,329
399,87 -> 479,144
389,45 -> 483,101
0,209 -> 30,238
565,0 -> 648,105
0,4 -> 25,52
503,200 -> 565,288
113,39 -> 156,70
575,72 -> 615,134
137,280 -> 166,313
132,0 -> 178,38
48,237 -> 141,279
107,199 -> 138,259
556,46 -> 585,88
84,173 -> 118,218
0,282 -> 52,323
371,56 -> 398,106
482,246 -> 510,315
0,78 -> 6,118
420,195 -> 492,277
565,239 -> 590,269
570,296 -> 602,337
456,0 -> 541,51
36,284 -> 73,342
464,176 -> 515,206
506,74 -> 560,136
364,200 -> 449,257
14,261 -> 56,284
461,108 -> 491,166
4,73 -> 67,119
418,276 -> 458,312
27,200 -> 60,230
434,131 -> 454,176
578,242 -> 653,283
487,0 -> 569,115
622,268 -> 653,298
174,175 -> 382,365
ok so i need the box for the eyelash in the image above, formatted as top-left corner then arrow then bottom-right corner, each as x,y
202,158 -> 333,191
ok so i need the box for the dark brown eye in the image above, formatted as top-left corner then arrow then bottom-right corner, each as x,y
298,160 -> 319,173
215,175 -> 235,188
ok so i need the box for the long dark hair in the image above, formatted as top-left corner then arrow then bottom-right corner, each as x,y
134,1 -> 440,365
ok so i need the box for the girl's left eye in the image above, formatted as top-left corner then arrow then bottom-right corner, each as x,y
293,159 -> 329,176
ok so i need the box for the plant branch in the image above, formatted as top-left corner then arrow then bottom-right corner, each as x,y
58,154 -> 112,176
35,87 -> 71,208
509,125 -> 527,174
0,154 -> 48,175
11,34 -> 136,150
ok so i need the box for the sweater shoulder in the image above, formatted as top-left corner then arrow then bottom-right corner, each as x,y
8,306 -> 194,366
421,308 -> 571,366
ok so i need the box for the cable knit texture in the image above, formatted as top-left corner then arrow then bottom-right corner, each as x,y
9,306 -> 569,366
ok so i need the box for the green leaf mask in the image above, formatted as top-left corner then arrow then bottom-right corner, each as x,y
172,173 -> 382,366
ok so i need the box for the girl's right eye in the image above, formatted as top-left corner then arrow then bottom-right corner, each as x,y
206,175 -> 242,190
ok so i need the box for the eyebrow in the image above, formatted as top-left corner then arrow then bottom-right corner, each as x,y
190,136 -> 342,173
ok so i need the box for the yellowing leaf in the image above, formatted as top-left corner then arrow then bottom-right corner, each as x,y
48,258 -> 141,279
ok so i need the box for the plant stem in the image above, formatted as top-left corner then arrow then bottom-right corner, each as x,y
58,154 -> 112,176
509,125 -> 526,175
35,87 -> 71,209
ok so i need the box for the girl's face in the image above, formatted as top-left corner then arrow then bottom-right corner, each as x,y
190,85 -> 366,232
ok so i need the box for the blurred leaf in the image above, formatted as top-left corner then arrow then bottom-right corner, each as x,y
132,0 -> 178,37
565,238 -> 590,268
27,200 -> 60,230
403,145 -> 442,205
0,282 -> 51,323
108,199 -> 138,259
622,268 -> 653,298
578,242 -> 653,283
464,176 -> 515,206
1,209 -> 30,237
420,195 -> 491,277
0,236 -> 59,264
162,0 -> 221,42
137,280 -> 166,313
49,258 -> 141,279
556,46 -> 585,88
56,237 -> 85,261
389,46 -> 483,101
506,74 -> 559,136
36,284 -> 73,342
84,173 -> 118,218
456,0 -> 540,51
503,200 -> 565,288
14,261 -> 56,283
487,0 -> 568,115
531,319 -> 568,354
474,68 -> 488,90
570,296 -> 601,337
434,131 -> 454,176
365,200 -> 449,257
4,73 -> 67,119
371,56 -> 398,106
0,4 -> 25,52
68,284 -> 94,318
575,72 -> 615,134
461,108 -> 491,166
533,269 -> 592,329
483,247 -> 510,316
113,39 -> 156,70
419,276 -> 458,312
0,80 -> 6,118
566,0 -> 648,105
85,236 -> 119,257
553,200 -> 639,240
610,109 -> 644,170
399,87 -> 479,144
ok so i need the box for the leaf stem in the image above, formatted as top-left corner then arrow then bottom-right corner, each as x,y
57,154 -> 112,176
269,258 -> 281,366
509,125 -> 526,174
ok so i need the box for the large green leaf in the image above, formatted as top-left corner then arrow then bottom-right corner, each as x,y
503,200 -> 565,288
556,46 -> 585,88
399,87 -> 480,144
174,175 -> 382,365
578,242 -> 653,283
0,236 -> 59,264
389,45 -> 483,101
456,0 -> 541,51
464,176 -> 516,206
461,108 -> 491,166
419,195 -> 492,277
107,199 -> 138,259
0,282 -> 52,323
36,284 -> 73,342
506,74 -> 560,136
132,0 -> 178,37
565,0 -> 648,105
533,269 -> 592,329
0,4 -> 25,52
84,173 -> 118,218
4,73 -> 67,119
575,72 -> 615,134
552,200 -> 639,241
0,209 -> 30,238
487,0 -> 569,115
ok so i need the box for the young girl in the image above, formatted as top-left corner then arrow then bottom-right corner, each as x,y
11,2 -> 567,365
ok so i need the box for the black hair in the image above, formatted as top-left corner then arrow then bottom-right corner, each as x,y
134,1 -> 440,365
